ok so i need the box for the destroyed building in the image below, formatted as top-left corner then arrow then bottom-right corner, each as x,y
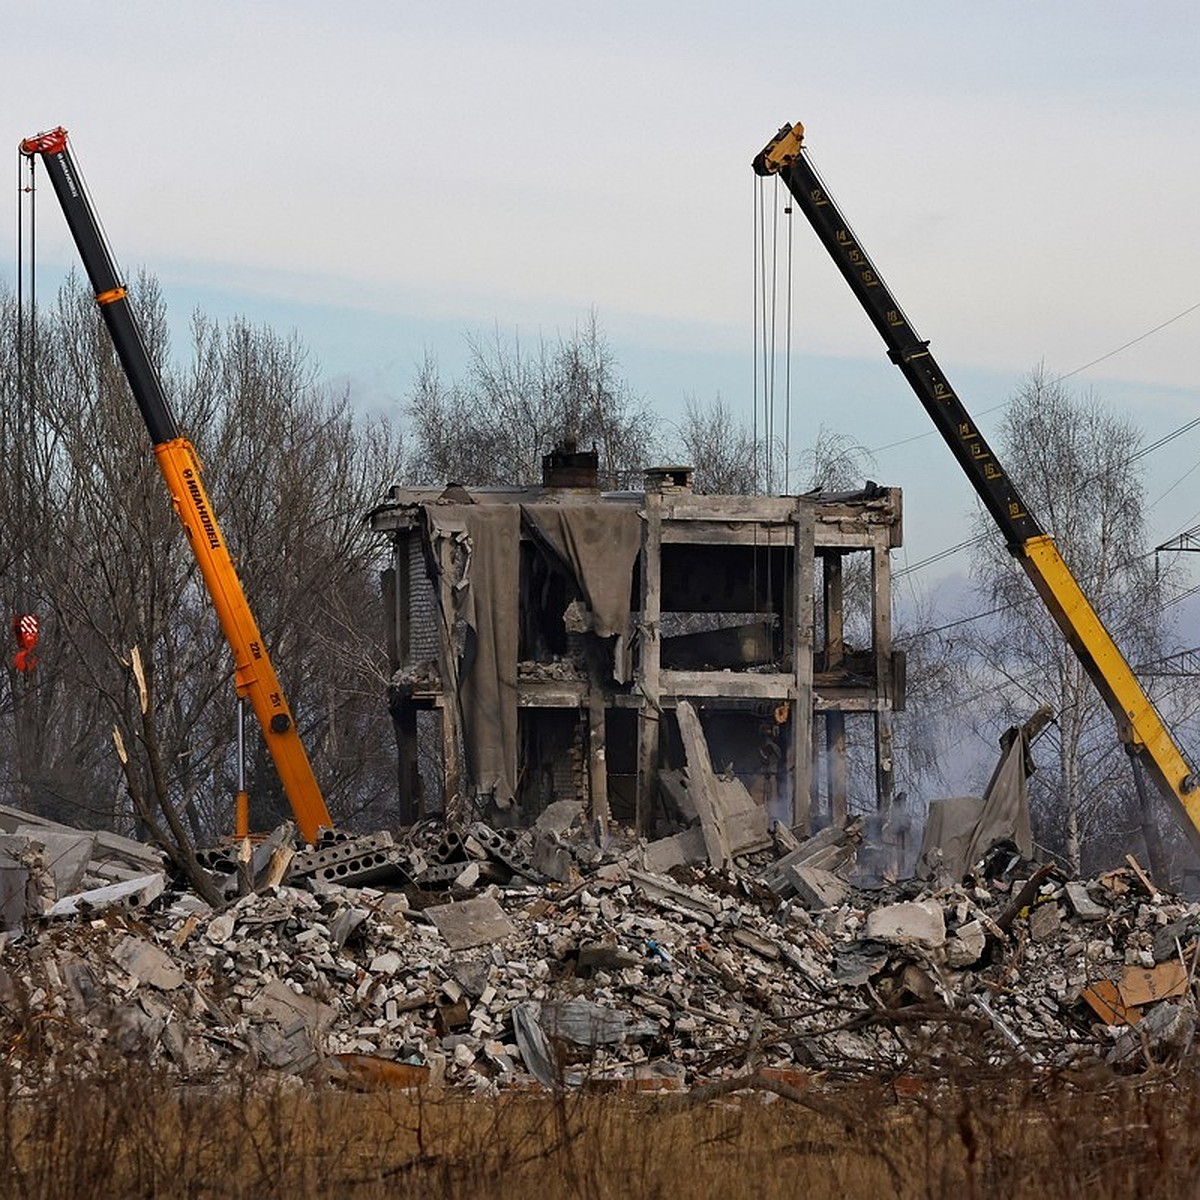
369,446 -> 905,837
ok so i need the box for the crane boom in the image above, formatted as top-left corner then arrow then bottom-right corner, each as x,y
20,126 -> 332,844
754,121 -> 1200,851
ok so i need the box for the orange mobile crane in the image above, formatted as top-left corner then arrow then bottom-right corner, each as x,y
20,127 -> 332,844
754,121 -> 1200,854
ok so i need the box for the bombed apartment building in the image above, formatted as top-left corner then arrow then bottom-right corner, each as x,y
369,445 -> 905,844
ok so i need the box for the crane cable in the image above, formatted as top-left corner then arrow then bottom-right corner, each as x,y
749,179 -> 788,626
783,187 -> 793,494
751,177 -> 798,624
753,175 -> 798,496
12,149 -> 39,674
752,174 -> 762,491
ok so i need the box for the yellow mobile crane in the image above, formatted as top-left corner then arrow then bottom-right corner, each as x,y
20,127 -> 332,844
754,121 -> 1200,852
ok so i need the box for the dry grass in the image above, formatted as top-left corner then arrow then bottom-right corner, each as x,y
1,1052 -> 1199,1199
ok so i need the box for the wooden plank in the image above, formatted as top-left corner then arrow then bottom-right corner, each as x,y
1125,853 -> 1160,900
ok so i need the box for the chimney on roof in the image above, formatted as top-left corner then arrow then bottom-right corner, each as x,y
542,439 -> 599,490
644,465 -> 694,494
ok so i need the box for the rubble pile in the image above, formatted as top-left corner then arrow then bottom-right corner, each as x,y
1,799 -> 1197,1091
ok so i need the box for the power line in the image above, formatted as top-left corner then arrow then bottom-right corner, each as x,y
898,543 -> 1194,645
895,406 -> 1200,581
895,532 -> 988,580
868,299 -> 1200,457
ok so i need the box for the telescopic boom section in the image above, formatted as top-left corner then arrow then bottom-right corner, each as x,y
753,121 -> 1200,849
20,127 -> 332,843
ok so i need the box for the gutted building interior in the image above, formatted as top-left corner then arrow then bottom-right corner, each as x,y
369,446 -> 904,837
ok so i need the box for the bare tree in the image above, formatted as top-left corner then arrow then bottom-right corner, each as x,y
966,368 -> 1172,874
0,275 -> 403,847
405,312 -> 659,488
798,428 -> 876,493
675,395 -> 757,495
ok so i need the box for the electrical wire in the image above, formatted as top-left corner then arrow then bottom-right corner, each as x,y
897,536 -> 1192,645
895,404 -> 1200,582
868,299 -> 1200,457
895,532 -> 989,580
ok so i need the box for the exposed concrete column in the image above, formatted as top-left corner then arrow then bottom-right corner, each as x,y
872,539 -> 895,812
792,502 -> 815,832
588,685 -> 610,838
635,490 -> 663,835
823,554 -> 848,824
393,703 -> 422,825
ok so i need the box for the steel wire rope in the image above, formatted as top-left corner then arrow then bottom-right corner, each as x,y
749,179 -> 767,617
14,150 -> 36,617
751,177 -> 764,615
767,175 -> 780,494
783,192 -> 794,495
15,151 -> 24,596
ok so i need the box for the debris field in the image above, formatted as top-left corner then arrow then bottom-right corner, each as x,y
0,798 -> 1196,1092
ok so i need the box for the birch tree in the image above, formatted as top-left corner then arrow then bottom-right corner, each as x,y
966,369 -> 1170,874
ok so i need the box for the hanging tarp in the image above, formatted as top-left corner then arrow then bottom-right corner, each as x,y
423,504 -> 521,808
521,504 -> 642,638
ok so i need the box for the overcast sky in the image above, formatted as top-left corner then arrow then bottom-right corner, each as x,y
6,1 -> 1200,611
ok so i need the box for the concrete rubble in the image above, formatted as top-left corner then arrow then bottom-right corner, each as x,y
2,802 -> 1200,1092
